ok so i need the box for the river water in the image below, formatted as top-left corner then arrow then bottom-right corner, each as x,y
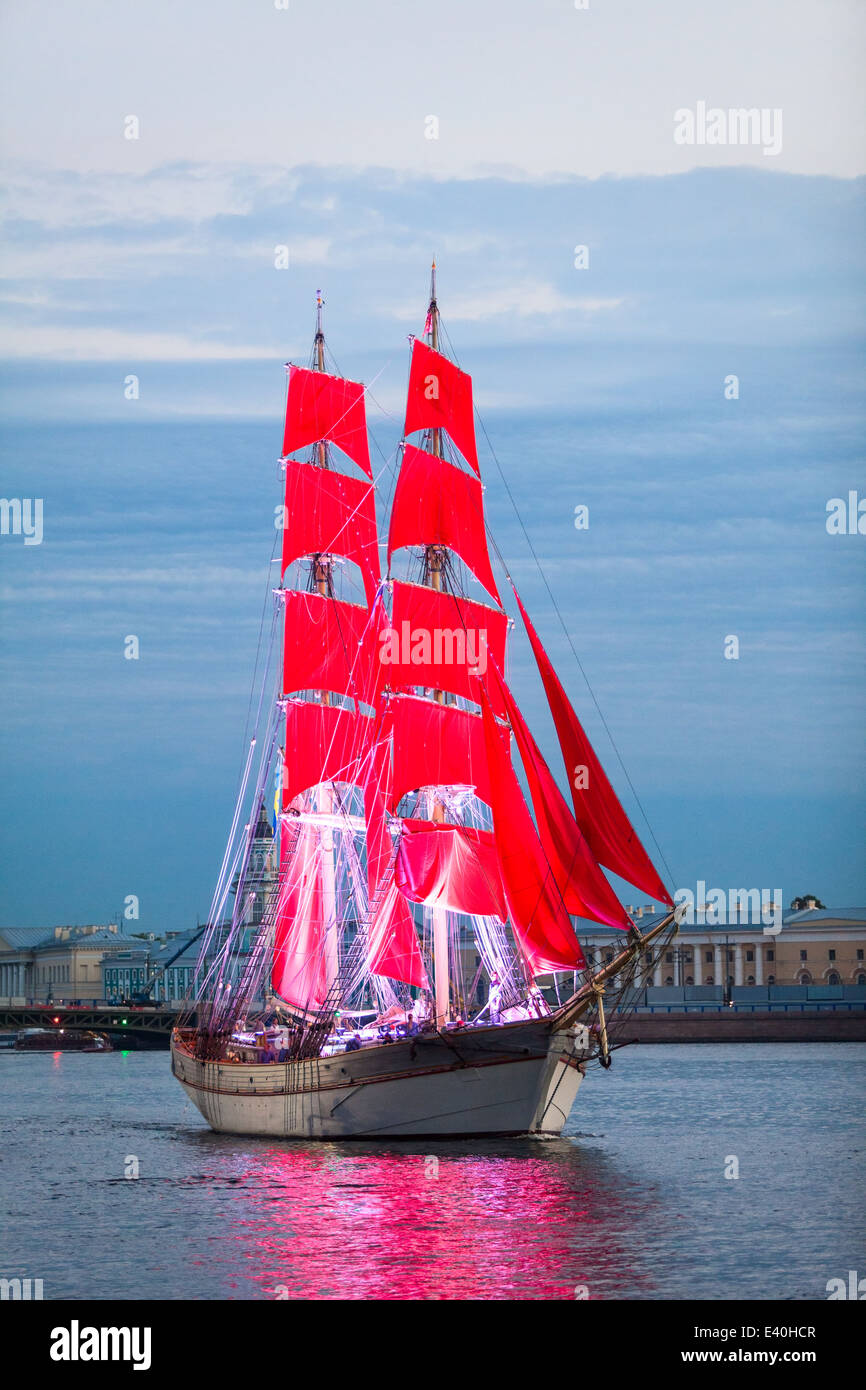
1,1043 -> 862,1300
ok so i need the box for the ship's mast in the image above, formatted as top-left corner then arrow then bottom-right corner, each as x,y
425,262 -> 451,1027
311,290 -> 339,993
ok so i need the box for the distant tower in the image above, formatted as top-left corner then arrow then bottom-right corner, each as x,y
247,801 -> 278,926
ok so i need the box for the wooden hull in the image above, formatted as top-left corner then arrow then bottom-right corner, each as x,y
171,1018 -> 590,1139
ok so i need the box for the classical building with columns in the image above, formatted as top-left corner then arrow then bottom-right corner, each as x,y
0,924 -> 145,1005
581,906 -> 866,989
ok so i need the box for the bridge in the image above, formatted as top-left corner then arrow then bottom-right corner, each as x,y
0,1004 -> 196,1048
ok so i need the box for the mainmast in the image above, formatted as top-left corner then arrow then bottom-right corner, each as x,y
310,290 -> 339,993
424,261 -> 450,1027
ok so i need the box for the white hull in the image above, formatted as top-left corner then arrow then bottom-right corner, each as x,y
171,1018 -> 591,1139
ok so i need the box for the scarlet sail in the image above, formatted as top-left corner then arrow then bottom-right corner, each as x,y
479,687 -> 586,976
282,366 -> 372,478
271,820 -> 328,1012
404,338 -> 479,475
383,581 -> 507,713
395,820 -> 506,918
385,694 -> 499,813
362,739 -> 429,989
488,662 -> 631,929
281,461 -> 380,605
513,588 -> 673,906
283,591 -> 382,706
281,700 -> 371,806
388,445 -> 501,605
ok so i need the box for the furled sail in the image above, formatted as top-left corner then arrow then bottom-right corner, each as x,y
403,337 -> 479,475
395,820 -> 507,918
281,461 -> 380,605
282,365 -> 372,478
383,580 -> 507,714
478,685 -> 586,976
488,661 -> 632,929
387,444 -> 501,605
271,820 -> 328,1012
513,587 -> 673,906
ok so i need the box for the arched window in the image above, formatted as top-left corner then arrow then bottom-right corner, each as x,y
768,974 -> 775,985
828,973 -> 840,986
797,971 -> 812,986
747,975 -> 755,985
665,976 -> 674,986
857,974 -> 866,986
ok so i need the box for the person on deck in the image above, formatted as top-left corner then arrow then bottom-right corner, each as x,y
488,974 -> 503,1025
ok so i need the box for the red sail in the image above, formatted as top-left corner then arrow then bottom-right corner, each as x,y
404,338 -> 479,475
282,700 -> 371,806
281,461 -> 381,605
479,686 -> 586,976
386,694 -> 498,813
488,663 -> 631,929
395,820 -> 506,918
283,591 -> 382,706
387,445 -> 501,605
383,581 -> 507,714
513,589 -> 672,907
362,739 -> 429,989
271,820 -> 328,1012
282,366 -> 372,479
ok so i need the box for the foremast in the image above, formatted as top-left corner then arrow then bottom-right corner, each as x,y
423,261 -> 451,1028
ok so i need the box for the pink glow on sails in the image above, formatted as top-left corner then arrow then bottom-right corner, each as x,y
479,686 -> 586,976
271,820 -> 328,1012
513,589 -> 673,907
387,445 -> 501,605
384,581 -> 507,714
362,740 -> 429,989
282,366 -> 372,479
488,663 -> 631,930
395,820 -> 506,919
281,461 -> 380,605
403,338 -> 479,476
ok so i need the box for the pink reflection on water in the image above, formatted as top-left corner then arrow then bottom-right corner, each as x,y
212,1141 -> 657,1300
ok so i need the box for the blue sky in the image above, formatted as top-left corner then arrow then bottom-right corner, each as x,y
1,5 -> 864,929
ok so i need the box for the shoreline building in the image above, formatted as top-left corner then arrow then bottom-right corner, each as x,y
577,905 -> 866,1005
0,924 -> 144,1005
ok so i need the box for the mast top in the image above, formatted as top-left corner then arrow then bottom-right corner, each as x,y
315,289 -> 325,372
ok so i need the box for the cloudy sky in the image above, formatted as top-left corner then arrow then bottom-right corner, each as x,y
1,2 -> 864,930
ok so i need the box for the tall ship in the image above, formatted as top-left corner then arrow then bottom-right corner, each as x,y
171,269 -> 680,1138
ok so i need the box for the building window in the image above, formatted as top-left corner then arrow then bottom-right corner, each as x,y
665,976 -> 674,986
828,973 -> 840,986
767,950 -> 774,962
768,975 -> 775,985
746,950 -> 754,962
857,950 -> 864,961
829,950 -> 836,961
747,975 -> 755,985
705,951 -> 712,963
857,974 -> 866,986
800,950 -> 808,961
